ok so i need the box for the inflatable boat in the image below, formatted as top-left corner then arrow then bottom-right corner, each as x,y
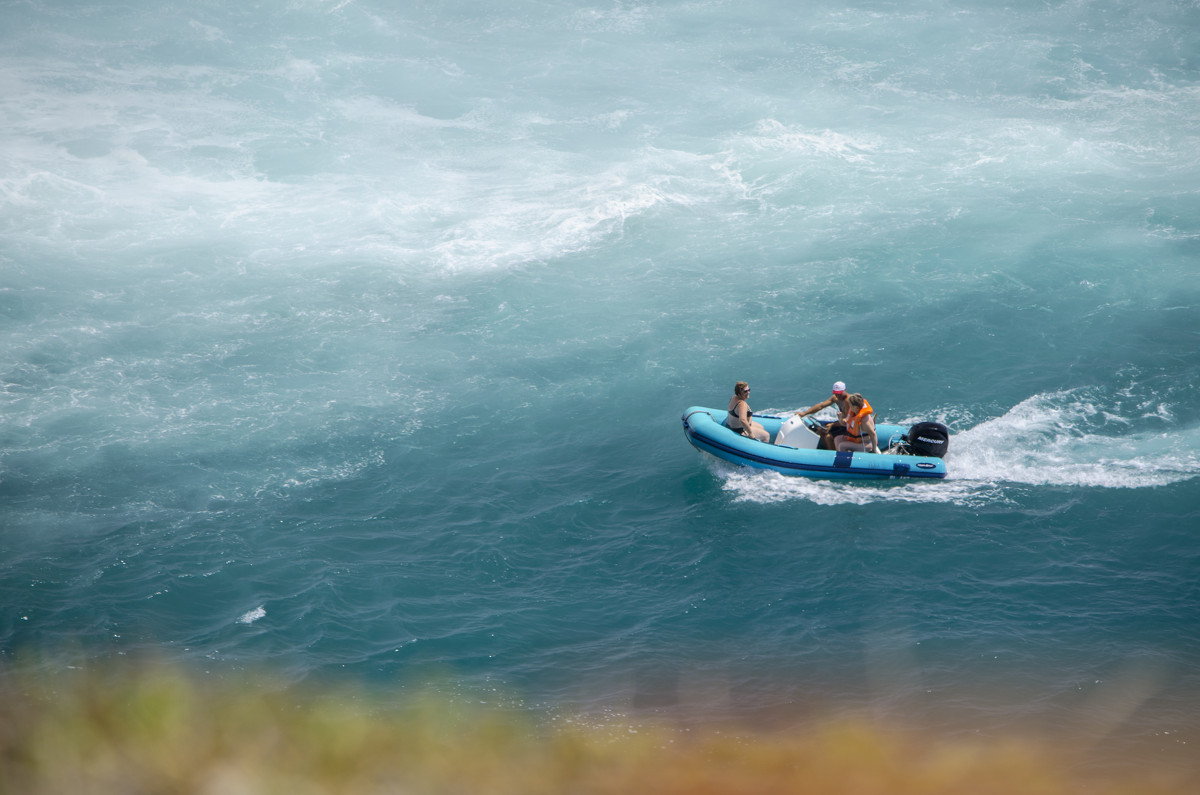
681,406 -> 949,480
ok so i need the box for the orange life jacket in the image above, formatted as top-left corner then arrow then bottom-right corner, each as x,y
845,400 -> 874,442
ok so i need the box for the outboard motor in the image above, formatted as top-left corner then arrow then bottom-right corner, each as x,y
906,421 -> 950,458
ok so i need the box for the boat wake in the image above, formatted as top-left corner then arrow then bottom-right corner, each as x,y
950,390 -> 1200,489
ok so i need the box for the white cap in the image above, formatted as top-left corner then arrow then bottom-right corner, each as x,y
832,381 -> 846,394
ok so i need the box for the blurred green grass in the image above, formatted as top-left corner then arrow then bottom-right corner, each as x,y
0,661 -> 1191,794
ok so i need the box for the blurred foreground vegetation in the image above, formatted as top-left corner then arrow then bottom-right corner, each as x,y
0,661 -> 1192,795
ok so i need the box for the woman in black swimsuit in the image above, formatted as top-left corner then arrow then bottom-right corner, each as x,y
727,381 -> 770,443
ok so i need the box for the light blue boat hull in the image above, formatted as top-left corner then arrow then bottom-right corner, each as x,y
681,406 -> 947,480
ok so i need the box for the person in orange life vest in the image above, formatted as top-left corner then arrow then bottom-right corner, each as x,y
835,393 -> 878,453
794,380 -> 851,450
727,381 -> 770,443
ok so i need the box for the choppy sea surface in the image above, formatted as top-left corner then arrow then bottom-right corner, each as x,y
3,0 -> 1199,775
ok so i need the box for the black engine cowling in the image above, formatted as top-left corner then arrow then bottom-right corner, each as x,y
906,421 -> 950,458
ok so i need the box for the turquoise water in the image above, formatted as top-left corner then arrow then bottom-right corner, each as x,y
2,0 -> 1199,772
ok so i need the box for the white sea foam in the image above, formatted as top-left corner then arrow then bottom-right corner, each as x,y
720,464 -> 1002,507
737,120 -> 883,164
238,606 -> 266,624
949,391 -> 1200,489
0,51 -> 723,277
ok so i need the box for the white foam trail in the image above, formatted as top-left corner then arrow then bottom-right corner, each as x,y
951,391 -> 1199,489
719,464 -> 1001,507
